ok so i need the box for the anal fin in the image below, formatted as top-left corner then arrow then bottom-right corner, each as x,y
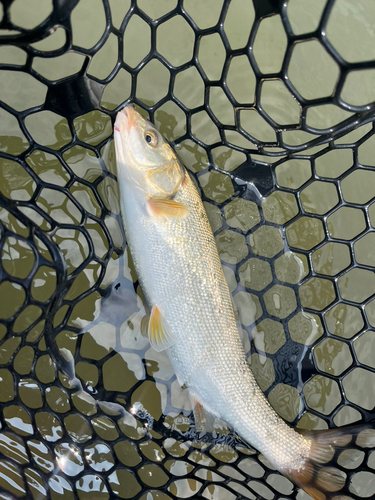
190,393 -> 217,434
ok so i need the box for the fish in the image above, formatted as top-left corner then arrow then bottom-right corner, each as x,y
114,104 -> 374,500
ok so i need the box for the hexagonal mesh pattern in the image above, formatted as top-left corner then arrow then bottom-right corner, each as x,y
1,0 -> 375,499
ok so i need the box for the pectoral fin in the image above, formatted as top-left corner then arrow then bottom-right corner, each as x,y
148,305 -> 176,352
147,199 -> 189,220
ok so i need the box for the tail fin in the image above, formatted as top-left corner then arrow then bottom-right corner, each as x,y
287,424 -> 375,500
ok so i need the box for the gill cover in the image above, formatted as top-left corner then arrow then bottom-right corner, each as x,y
114,105 -> 185,199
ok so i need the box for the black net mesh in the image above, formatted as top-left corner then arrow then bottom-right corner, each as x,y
1,0 -> 375,498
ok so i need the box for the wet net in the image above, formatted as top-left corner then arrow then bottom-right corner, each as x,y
1,0 -> 375,498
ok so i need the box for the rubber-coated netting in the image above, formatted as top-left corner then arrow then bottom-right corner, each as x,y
1,0 -> 375,499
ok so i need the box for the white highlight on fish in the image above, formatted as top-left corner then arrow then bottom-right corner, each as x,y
114,105 -> 373,500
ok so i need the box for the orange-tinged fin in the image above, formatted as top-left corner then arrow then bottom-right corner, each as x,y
147,199 -> 189,220
287,424 -> 375,500
190,393 -> 216,434
148,305 -> 175,352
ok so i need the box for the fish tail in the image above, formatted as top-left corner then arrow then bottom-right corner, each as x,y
287,423 -> 375,500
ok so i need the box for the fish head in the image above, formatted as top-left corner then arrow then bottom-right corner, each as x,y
114,105 -> 185,199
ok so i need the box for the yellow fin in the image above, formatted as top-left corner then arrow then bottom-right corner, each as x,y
147,199 -> 189,220
148,305 -> 175,352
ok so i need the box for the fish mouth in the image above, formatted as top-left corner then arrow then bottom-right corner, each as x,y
114,104 -> 137,134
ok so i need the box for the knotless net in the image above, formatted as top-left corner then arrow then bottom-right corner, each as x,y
1,0 -> 375,499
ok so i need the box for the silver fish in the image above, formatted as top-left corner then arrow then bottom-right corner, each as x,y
114,104 -> 372,500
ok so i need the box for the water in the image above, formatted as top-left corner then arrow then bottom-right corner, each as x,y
2,0 -> 375,499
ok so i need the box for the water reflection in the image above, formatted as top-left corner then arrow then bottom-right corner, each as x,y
84,442 -> 115,472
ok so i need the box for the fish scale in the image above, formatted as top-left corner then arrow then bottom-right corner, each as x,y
115,104 -> 374,500
120,161 -> 309,472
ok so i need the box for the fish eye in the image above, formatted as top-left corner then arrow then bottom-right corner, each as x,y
144,130 -> 158,147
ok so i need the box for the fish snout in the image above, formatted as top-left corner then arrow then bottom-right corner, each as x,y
115,104 -> 136,134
